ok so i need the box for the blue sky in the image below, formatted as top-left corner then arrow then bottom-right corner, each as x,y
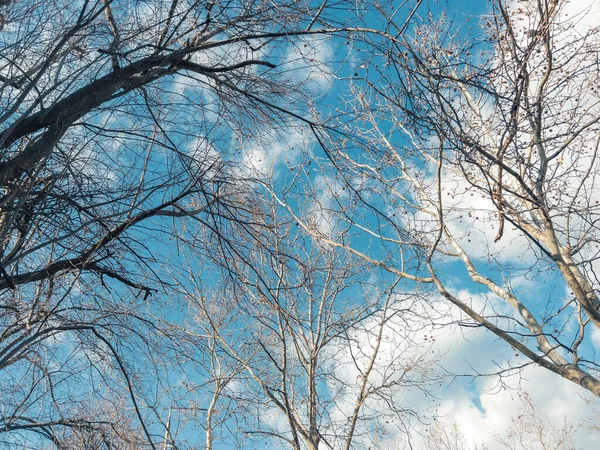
230,0 -> 600,448
119,0 -> 600,447
2,1 -> 600,449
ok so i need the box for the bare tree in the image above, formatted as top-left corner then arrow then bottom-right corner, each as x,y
177,205 -> 441,449
0,0 -> 368,447
496,392 -> 576,450
417,390 -> 597,450
8,0 -> 598,447
286,0 -> 600,397
422,420 -> 480,450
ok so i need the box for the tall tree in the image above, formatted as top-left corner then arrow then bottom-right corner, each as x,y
0,0 -> 361,447
287,0 -> 600,397
178,208 -> 440,449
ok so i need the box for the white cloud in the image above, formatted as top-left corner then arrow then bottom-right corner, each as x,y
591,327 -> 600,351
240,125 -> 308,176
282,35 -> 335,93
331,283 -> 599,449
439,365 -> 598,449
440,167 -> 539,265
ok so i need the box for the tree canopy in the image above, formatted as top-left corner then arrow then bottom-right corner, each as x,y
0,0 -> 599,448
